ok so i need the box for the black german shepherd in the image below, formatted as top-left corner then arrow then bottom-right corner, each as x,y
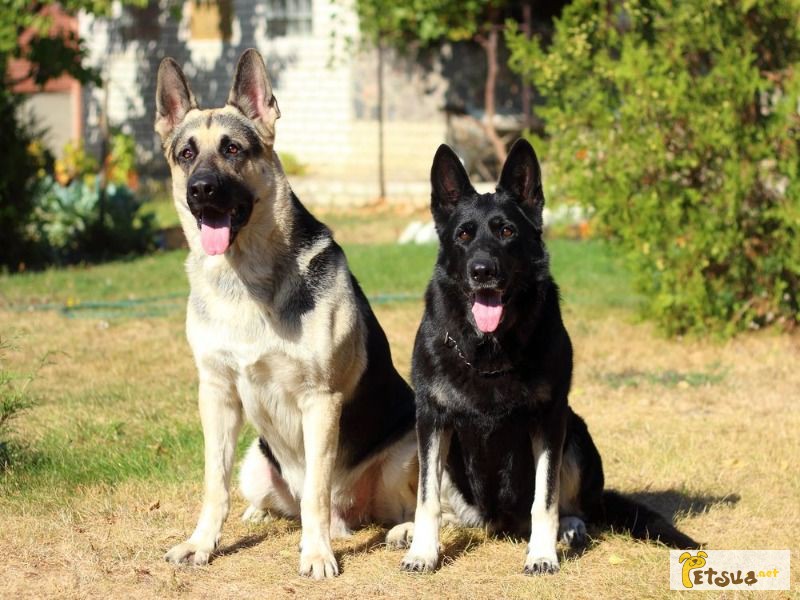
394,139 -> 697,575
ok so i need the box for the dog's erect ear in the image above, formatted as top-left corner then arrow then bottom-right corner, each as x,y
227,48 -> 281,142
497,138 -> 544,213
679,552 -> 691,564
155,57 -> 198,141
431,144 -> 475,221
697,551 -> 708,559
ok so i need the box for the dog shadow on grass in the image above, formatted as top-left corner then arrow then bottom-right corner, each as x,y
213,516 -> 301,561
586,488 -> 741,549
332,489 -> 741,571
439,527 -> 489,569
628,489 -> 741,522
333,530 -> 389,574
332,526 -> 489,574
213,523 -> 410,571
334,528 -> 483,574
215,532 -> 273,559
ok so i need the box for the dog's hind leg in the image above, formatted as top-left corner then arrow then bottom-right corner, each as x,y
379,431 -> 419,549
239,438 -> 298,523
386,521 -> 414,548
373,430 -> 418,525
558,516 -> 587,548
556,443 -> 588,548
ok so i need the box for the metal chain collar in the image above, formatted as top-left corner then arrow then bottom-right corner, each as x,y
443,331 -> 516,378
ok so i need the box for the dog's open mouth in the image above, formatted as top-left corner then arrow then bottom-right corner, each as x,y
198,208 -> 231,255
196,203 -> 251,256
472,289 -> 504,333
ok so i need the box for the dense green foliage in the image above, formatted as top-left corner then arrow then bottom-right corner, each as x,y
508,0 -> 800,335
1,1 -> 102,270
1,0 -> 106,89
1,0 -> 147,271
31,177 -> 154,265
353,0 -> 503,45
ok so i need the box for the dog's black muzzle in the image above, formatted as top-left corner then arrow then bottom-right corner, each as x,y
466,251 -> 506,292
186,169 -> 255,234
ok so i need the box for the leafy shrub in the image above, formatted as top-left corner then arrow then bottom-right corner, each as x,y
507,0 -> 800,335
4,134 -> 154,268
29,176 -> 155,264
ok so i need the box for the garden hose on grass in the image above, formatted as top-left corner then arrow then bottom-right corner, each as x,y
6,292 -> 421,320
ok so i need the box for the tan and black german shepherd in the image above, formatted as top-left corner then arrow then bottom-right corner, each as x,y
155,49 -> 417,578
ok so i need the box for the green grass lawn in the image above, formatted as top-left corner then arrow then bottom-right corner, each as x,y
0,239 -> 637,317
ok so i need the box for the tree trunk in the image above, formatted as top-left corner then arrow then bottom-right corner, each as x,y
478,25 -> 507,167
377,39 -> 386,199
521,4 -> 532,131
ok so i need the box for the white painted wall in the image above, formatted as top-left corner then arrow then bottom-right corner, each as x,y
21,92 -> 75,158
79,0 -> 447,185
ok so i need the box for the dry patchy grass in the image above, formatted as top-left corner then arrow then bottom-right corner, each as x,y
1,283 -> 799,598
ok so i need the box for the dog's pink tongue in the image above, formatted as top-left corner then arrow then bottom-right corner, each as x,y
200,211 -> 231,255
472,290 -> 503,333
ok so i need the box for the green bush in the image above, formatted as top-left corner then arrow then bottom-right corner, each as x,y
0,112 -> 154,270
507,0 -> 800,335
29,176 -> 155,264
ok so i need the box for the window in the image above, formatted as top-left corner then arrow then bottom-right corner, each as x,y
266,0 -> 312,37
190,0 -> 233,41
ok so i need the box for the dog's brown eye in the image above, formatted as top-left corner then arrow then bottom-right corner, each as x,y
500,226 -> 515,239
181,147 -> 194,161
457,230 -> 471,242
226,143 -> 240,155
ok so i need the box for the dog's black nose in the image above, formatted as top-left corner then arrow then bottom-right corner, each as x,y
469,258 -> 496,283
188,172 -> 219,203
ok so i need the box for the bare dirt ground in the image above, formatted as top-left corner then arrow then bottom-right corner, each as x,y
1,300 -> 799,599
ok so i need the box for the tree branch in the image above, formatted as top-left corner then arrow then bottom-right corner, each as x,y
480,23 -> 507,166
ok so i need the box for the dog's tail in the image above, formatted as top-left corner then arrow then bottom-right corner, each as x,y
599,490 -> 700,549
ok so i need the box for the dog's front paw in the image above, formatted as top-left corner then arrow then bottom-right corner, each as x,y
299,547 -> 339,579
164,540 -> 215,566
400,540 -> 439,573
400,550 -> 438,572
523,551 -> 560,575
386,522 -> 414,549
